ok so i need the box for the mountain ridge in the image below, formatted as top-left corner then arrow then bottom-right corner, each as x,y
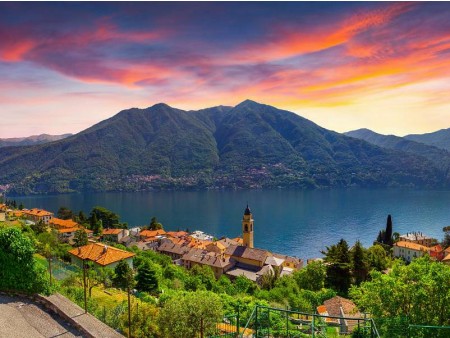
0,133 -> 72,148
0,101 -> 447,195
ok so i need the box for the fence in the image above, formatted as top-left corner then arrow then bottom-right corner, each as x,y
240,305 -> 380,338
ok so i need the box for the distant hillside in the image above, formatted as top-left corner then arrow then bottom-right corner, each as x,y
0,134 -> 72,148
345,128 -> 450,171
0,101 -> 447,195
405,128 -> 450,151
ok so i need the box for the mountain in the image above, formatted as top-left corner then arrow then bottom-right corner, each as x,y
0,100 -> 447,195
405,128 -> 450,151
345,128 -> 450,171
0,134 -> 72,148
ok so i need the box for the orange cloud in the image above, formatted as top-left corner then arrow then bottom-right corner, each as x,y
229,2 -> 414,63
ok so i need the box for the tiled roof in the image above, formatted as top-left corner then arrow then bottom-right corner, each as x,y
394,241 -> 428,251
166,231 -> 188,238
323,296 -> 358,317
443,253 -> 450,262
140,229 -> 166,238
265,256 -> 285,267
182,248 -> 232,268
103,228 -> 123,235
23,208 -> 54,217
68,243 -> 135,266
50,218 -> 79,228
158,241 -> 191,256
225,244 -> 269,263
217,237 -> 241,248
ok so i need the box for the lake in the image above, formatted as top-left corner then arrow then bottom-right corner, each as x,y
13,189 -> 450,261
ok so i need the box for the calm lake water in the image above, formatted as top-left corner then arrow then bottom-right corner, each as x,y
13,189 -> 450,261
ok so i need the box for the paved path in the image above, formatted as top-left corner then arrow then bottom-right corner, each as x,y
43,293 -> 123,338
0,294 -> 82,338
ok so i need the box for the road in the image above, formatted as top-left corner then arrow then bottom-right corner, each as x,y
0,294 -> 83,338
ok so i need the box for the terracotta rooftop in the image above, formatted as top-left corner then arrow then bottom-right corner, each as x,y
140,229 -> 166,238
68,243 -> 134,266
23,208 -> 54,217
394,241 -> 428,251
166,231 -> 188,238
323,296 -> 358,317
182,248 -> 232,268
158,241 -> 191,256
103,228 -> 123,235
50,218 -> 79,228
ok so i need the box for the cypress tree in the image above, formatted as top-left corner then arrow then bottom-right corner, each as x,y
385,214 -> 393,246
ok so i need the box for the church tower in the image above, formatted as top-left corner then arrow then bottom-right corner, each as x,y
242,204 -> 254,248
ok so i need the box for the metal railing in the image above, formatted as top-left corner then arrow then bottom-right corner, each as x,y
240,305 -> 380,338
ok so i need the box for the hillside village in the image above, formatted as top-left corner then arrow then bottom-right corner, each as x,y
0,203 -> 305,285
2,200 -> 450,337
2,202 -> 450,277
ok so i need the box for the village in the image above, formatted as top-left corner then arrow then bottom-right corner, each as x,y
2,200 -> 450,337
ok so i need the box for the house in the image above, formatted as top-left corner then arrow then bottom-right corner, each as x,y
68,243 -> 135,269
206,241 -> 227,254
57,227 -> 93,243
225,245 -> 269,268
157,240 -> 191,260
102,228 -> 129,243
182,248 -> 233,279
23,208 -> 54,224
0,203 -> 7,212
0,211 -> 5,222
393,241 -> 428,262
399,232 -> 436,247
318,296 -> 362,334
49,217 -> 79,230
273,253 -> 304,270
166,231 -> 188,239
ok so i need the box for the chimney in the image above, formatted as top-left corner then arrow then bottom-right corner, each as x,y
103,245 -> 108,253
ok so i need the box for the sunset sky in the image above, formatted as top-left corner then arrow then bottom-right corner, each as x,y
1,2 -> 450,138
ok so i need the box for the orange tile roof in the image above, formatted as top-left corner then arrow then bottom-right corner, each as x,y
166,231 -> 188,238
394,241 -> 428,251
140,229 -> 166,238
103,228 -> 123,235
232,237 -> 244,244
50,217 -> 79,228
23,208 -> 53,217
58,227 -> 80,233
69,243 -> 135,266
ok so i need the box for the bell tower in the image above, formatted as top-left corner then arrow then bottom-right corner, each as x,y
242,204 -> 254,248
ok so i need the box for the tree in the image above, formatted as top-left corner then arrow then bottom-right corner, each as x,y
0,227 -> 51,294
113,260 -> 134,289
294,260 -> 326,291
159,291 -> 223,338
93,219 -> 103,236
73,229 -> 88,247
18,202 -> 24,210
260,265 -> 282,290
89,212 -> 98,230
89,206 -> 124,229
366,244 -> 389,271
350,257 -> 450,336
146,216 -> 163,230
57,206 -> 73,220
136,261 -> 159,293
322,238 -> 351,295
31,220 -> 48,234
190,264 -> 216,290
385,214 -> 393,246
82,263 -> 114,297
351,240 -> 369,285
77,210 -> 87,224
442,226 -> 450,248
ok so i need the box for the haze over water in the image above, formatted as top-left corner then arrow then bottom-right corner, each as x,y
14,189 -> 450,260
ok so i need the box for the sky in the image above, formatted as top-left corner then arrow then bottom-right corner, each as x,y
1,2 -> 450,138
